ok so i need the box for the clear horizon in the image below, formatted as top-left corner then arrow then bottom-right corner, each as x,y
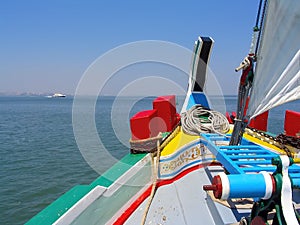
1,1 -> 259,95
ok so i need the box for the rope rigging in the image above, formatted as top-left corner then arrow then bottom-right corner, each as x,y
254,0 -> 268,56
230,0 -> 267,145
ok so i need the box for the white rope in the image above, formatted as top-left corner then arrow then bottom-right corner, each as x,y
280,155 -> 298,225
181,105 -> 230,136
140,139 -> 161,225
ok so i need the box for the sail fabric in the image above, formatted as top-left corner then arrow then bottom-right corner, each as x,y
248,0 -> 300,119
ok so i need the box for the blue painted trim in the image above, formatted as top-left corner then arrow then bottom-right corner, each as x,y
187,92 -> 210,110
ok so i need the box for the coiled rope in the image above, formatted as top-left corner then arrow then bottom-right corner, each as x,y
181,105 -> 229,136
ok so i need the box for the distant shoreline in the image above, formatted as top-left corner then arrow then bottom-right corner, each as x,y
0,93 -> 239,98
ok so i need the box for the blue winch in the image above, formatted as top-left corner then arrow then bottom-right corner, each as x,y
203,171 -> 274,200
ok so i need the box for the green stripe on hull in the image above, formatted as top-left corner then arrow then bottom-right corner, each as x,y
26,153 -> 147,225
90,153 -> 146,188
25,185 -> 91,225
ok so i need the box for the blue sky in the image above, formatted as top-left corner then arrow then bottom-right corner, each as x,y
0,0 -> 259,95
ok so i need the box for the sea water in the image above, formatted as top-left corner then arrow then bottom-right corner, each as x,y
0,96 -> 299,225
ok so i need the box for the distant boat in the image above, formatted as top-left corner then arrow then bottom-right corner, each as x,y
46,93 -> 66,98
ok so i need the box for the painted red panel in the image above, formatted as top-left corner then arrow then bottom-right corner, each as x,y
130,109 -> 159,140
284,110 -> 300,137
248,111 -> 269,131
153,95 -> 177,132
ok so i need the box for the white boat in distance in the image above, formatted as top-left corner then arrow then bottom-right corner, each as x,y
46,93 -> 66,98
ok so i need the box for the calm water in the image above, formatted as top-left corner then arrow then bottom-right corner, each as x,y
0,96 -> 299,225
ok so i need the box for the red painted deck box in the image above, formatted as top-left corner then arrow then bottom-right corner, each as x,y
226,112 -> 234,124
153,95 -> 177,132
248,111 -> 269,132
284,110 -> 300,137
130,109 -> 159,140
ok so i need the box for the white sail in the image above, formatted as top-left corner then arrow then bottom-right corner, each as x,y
248,0 -> 300,119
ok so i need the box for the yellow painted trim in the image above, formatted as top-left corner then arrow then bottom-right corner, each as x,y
161,126 -> 300,164
230,126 -> 285,154
161,129 -> 199,156
243,133 -> 283,152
